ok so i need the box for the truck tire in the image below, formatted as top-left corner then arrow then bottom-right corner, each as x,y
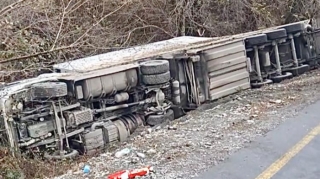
271,72 -> 293,83
146,109 -> 174,126
266,29 -> 287,40
285,64 -> 310,77
140,60 -> 169,75
167,109 -> 174,121
245,34 -> 268,46
30,82 -> 67,98
142,71 -> 171,85
281,23 -> 304,34
172,106 -> 185,119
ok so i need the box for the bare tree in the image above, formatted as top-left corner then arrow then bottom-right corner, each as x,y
0,0 -> 319,82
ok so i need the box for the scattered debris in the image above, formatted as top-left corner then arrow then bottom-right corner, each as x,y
147,128 -> 153,134
168,125 -> 178,130
146,149 -> 157,155
107,166 -> 153,179
269,99 -> 282,104
83,165 -> 90,174
54,70 -> 320,179
115,148 -> 131,158
136,152 -> 146,159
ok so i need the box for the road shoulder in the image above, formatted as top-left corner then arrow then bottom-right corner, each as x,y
197,99 -> 320,179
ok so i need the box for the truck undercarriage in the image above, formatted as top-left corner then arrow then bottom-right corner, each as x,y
0,56 -> 204,159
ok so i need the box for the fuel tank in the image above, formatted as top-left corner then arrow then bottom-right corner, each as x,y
76,68 -> 138,100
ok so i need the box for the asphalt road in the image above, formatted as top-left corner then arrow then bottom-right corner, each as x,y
197,99 -> 320,179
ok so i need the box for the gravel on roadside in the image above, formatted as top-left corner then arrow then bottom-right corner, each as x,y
53,69 -> 320,179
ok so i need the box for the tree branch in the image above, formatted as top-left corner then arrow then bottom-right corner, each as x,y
0,46 -> 76,64
0,0 -> 27,17
71,1 -> 131,46
122,24 -> 175,46
51,0 -> 73,50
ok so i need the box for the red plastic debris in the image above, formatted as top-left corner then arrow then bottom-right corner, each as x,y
107,166 -> 153,179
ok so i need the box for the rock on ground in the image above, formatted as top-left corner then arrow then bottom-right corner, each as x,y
53,70 -> 320,179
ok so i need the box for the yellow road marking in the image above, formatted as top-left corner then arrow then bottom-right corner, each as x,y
255,123 -> 320,179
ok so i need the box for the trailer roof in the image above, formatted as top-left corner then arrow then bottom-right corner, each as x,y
53,36 -> 215,73
53,20 -> 310,73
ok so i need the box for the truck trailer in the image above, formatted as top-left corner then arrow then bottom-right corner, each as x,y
0,19 -> 318,160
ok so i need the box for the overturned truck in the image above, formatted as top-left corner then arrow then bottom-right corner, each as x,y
0,20 -> 319,159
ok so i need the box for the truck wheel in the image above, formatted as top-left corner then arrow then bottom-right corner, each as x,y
30,82 -> 67,99
146,109 -> 174,126
44,149 -> 79,160
266,29 -> 287,40
140,60 -> 169,75
284,64 -> 310,77
245,34 -> 268,46
142,71 -> 171,85
281,23 -> 304,34
172,106 -> 185,119
271,72 -> 293,83
251,79 -> 273,89
165,109 -> 175,121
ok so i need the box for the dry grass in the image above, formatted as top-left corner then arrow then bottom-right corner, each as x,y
0,148 -> 102,179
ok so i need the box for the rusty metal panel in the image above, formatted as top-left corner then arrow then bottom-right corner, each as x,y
201,40 -> 250,101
